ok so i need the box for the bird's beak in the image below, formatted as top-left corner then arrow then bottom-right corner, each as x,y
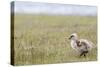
69,36 -> 71,40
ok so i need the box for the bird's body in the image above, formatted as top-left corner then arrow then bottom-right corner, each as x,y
71,39 -> 92,52
69,33 -> 93,57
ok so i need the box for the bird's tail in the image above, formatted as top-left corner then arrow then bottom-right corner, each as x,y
89,41 -> 97,50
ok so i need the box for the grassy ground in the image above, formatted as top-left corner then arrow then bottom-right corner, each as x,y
13,14 -> 97,65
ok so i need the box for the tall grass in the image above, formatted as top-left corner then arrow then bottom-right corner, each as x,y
14,14 -> 97,65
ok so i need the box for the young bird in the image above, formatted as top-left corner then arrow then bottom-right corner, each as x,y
69,33 -> 93,57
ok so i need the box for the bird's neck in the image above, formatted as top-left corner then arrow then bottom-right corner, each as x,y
71,39 -> 81,47
70,39 -> 78,49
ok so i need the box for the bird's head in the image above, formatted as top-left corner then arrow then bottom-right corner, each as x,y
69,33 -> 78,40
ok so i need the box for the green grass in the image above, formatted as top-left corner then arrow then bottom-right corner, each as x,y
13,14 -> 97,65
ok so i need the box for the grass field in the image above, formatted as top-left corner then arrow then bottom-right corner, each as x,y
13,14 -> 97,65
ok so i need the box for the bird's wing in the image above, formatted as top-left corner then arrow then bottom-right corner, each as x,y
79,39 -> 93,51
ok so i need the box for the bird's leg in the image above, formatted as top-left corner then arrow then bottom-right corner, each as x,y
80,51 -> 88,57
80,52 -> 84,57
84,53 -> 86,57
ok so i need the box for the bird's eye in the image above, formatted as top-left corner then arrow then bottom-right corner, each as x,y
71,35 -> 74,38
69,35 -> 74,39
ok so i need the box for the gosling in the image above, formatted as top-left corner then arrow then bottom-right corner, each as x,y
69,33 -> 93,57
